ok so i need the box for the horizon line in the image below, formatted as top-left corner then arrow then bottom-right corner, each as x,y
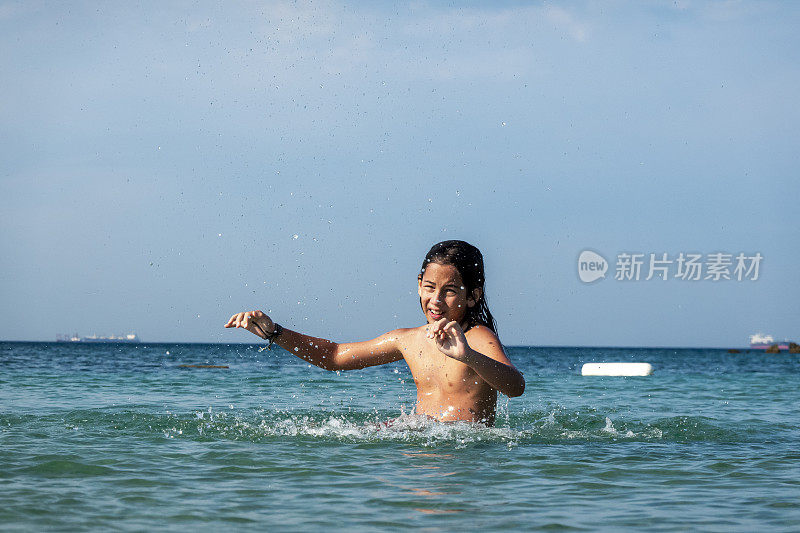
0,339 -> 771,350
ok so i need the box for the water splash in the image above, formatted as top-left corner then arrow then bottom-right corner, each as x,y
53,407 -> 748,446
1,406 -> 759,447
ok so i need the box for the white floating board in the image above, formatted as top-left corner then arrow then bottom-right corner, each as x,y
581,362 -> 653,376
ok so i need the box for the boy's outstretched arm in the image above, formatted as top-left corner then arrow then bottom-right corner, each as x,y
224,310 -> 404,371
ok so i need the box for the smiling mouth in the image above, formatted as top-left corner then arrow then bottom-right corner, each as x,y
429,310 -> 444,319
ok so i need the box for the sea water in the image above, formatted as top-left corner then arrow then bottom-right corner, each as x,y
1,342 -> 799,531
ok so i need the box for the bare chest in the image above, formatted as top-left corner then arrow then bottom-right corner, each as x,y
401,333 -> 480,393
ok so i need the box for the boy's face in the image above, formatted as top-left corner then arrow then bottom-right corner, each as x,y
417,263 -> 475,325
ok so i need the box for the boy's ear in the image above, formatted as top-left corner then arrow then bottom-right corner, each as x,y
467,288 -> 482,308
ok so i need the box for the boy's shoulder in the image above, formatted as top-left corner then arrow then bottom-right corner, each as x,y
391,326 -> 426,338
385,326 -> 426,348
464,324 -> 502,346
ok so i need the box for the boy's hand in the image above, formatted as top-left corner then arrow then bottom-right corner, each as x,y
426,318 -> 469,361
224,310 -> 275,340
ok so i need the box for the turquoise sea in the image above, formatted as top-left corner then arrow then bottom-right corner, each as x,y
1,341 -> 799,531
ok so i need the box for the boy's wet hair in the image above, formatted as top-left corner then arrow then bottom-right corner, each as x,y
419,240 -> 498,334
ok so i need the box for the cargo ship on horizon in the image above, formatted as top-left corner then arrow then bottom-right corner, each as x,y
56,333 -> 140,343
749,333 -> 790,350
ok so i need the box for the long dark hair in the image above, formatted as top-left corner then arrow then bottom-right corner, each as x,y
418,240 -> 497,334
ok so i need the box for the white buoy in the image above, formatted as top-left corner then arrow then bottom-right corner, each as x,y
581,362 -> 653,376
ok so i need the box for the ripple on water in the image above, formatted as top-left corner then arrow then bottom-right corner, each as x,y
17,457 -> 117,478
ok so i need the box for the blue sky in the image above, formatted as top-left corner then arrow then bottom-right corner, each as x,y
1,1 -> 798,346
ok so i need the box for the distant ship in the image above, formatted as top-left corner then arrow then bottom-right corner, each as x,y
56,333 -> 140,343
749,333 -> 789,350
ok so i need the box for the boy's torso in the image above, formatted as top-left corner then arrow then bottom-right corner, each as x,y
398,326 -> 497,425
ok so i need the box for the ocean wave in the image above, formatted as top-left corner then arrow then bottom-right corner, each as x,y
2,406 -> 776,447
